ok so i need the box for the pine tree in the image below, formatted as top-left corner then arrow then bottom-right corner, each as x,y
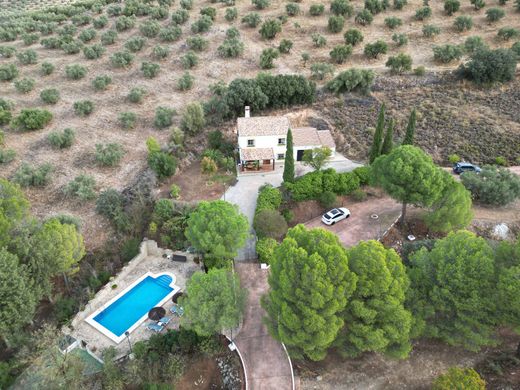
283,128 -> 295,183
402,108 -> 416,145
368,104 -> 385,163
381,119 -> 394,155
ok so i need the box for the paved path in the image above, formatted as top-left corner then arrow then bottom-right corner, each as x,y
234,262 -> 294,390
224,154 -> 361,260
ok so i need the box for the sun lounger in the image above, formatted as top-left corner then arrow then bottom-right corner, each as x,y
146,323 -> 164,333
170,305 -> 184,316
158,316 -> 171,326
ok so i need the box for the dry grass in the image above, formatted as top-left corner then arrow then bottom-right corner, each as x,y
0,0 -> 519,248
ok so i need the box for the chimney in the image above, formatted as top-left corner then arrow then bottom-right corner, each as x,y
244,106 -> 250,118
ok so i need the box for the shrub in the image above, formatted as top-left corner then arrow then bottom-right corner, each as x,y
498,27 -> 520,41
73,100 -> 94,116
386,53 -> 412,73
187,36 -> 209,51
355,9 -> 374,25
331,0 -> 354,16
150,7 -> 169,20
448,154 -> 461,164
110,51 -> 134,68
413,66 -> 425,75
462,48 -> 517,84
0,149 -> 16,164
159,26 -> 182,42
93,15 -> 108,29
107,4 -> 122,16
64,175 -> 96,200
92,75 -> 112,91
0,110 -> 12,126
260,48 -> 279,69
141,62 -> 160,78
365,0 -> 388,14
256,237 -> 277,263
13,163 -> 53,187
486,8 -> 505,22
286,2 -> 300,16
326,68 -> 375,94
14,78 -> 35,93
423,24 -> 441,37
115,15 -> 136,32
148,151 -> 177,179
72,14 -> 92,26
432,368 -> 486,390
284,169 -> 361,201
61,40 -> 82,55
444,0 -> 460,15
310,62 -> 334,80
83,44 -> 105,59
464,36 -> 487,54
256,184 -> 282,213
512,41 -> 520,58
140,20 -> 160,38
181,51 -> 199,69
177,72 -> 194,90
101,30 -> 118,45
170,184 -> 181,199
385,17 -> 402,29
180,102 -> 205,135
415,6 -> 432,20
125,37 -> 146,52
11,109 -> 52,131
22,33 -> 39,46
252,0 -> 270,9
254,209 -> 288,240
312,33 -> 327,47
191,15 -> 213,33
309,3 -> 325,15
171,9 -> 190,24
278,39 -> 293,53
318,191 -> 337,208
454,16 -> 473,32
394,0 -> 407,9
364,40 -> 388,58
353,166 -> 372,185
495,156 -> 508,166
225,8 -> 238,21
40,88 -> 60,104
95,143 -> 124,166
0,46 -> 16,58
344,29 -> 364,46
48,128 -> 75,149
65,64 -> 87,80
78,28 -> 96,43
433,44 -> 463,63
119,112 -> 137,130
17,49 -> 37,65
328,15 -> 345,33
154,107 -> 176,128
200,6 -> 217,21
470,0 -> 486,9
461,165 -> 520,205
152,45 -> 169,60
330,44 -> 353,63
201,156 -> 218,174
392,33 -> 408,46
218,38 -> 245,58
260,19 -> 282,39
242,13 -> 262,28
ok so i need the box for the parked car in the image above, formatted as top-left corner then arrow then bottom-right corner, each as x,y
453,162 -> 481,174
321,207 -> 350,225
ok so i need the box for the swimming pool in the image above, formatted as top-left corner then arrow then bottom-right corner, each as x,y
85,272 -> 179,343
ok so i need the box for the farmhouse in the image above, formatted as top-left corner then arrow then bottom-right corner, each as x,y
237,106 -> 336,172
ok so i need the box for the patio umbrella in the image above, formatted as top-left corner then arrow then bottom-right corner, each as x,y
172,291 -> 184,304
148,307 -> 166,321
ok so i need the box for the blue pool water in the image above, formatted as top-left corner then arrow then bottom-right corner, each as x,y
93,274 -> 173,337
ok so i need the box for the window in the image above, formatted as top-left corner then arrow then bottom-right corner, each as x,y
278,138 -> 286,145
247,139 -> 255,147
277,153 -> 285,160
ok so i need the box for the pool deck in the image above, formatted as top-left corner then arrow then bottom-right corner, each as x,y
68,240 -> 200,360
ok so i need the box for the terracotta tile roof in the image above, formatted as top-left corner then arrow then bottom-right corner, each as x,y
317,130 -> 335,148
240,147 -> 274,161
292,127 -> 321,146
237,116 -> 290,137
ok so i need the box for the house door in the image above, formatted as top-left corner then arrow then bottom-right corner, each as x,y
296,150 -> 304,161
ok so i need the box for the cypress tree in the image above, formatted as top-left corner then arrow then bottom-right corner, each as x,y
283,128 -> 295,183
381,118 -> 394,155
403,108 -> 416,145
369,104 -> 385,164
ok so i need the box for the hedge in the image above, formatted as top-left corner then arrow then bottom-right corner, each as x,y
255,184 -> 282,214
284,168 -> 361,201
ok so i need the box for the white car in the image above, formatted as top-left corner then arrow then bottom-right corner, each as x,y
321,207 -> 351,225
